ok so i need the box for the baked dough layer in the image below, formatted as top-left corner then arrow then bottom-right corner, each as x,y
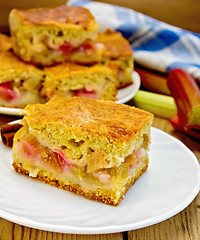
0,51 -> 45,108
12,97 -> 153,206
42,62 -> 118,101
13,155 -> 149,206
9,5 -> 102,66
96,29 -> 134,88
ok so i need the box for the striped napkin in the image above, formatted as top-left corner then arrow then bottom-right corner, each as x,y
67,0 -> 200,81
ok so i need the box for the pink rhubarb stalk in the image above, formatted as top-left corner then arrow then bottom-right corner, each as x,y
170,115 -> 200,140
167,68 -> 200,129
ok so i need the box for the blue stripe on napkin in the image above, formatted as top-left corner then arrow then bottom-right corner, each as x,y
67,0 -> 200,81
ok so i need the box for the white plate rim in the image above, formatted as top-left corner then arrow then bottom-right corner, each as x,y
116,71 -> 140,104
0,71 -> 140,116
0,127 -> 199,234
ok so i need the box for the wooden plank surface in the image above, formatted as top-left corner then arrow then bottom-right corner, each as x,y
0,218 -> 123,240
92,0 -> 200,33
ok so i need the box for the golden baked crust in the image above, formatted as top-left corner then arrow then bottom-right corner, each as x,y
96,29 -> 134,89
22,97 -> 153,142
0,34 -> 12,52
10,5 -> 99,31
0,51 -> 43,76
45,62 -> 89,78
96,29 -> 133,58
44,62 -> 113,78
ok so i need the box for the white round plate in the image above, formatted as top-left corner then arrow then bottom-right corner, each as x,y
116,71 -> 140,104
0,106 -> 21,116
0,128 -> 199,234
0,72 -> 140,116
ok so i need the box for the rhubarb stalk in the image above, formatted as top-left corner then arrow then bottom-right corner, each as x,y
135,66 -> 170,95
132,90 -> 177,119
170,115 -> 200,139
167,68 -> 200,129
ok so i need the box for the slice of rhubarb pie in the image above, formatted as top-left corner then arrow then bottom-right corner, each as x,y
9,5 -> 104,66
41,62 -> 118,101
96,29 -> 134,89
0,51 -> 45,108
12,97 -> 153,206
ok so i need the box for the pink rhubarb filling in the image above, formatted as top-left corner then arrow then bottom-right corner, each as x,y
126,148 -> 146,170
74,89 -> 99,99
0,82 -> 18,101
59,41 -> 100,56
17,140 -> 71,172
19,140 -> 41,162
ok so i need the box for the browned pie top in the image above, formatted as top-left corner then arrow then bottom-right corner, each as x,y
10,5 -> 99,30
96,29 -> 133,58
0,51 -> 43,76
23,97 -> 153,142
0,34 -> 12,52
44,62 -> 92,78
44,62 -> 113,79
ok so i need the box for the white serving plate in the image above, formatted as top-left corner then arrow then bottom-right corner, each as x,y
0,127 -> 199,234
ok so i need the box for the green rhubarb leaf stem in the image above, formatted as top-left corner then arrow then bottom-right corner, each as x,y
132,90 -> 177,119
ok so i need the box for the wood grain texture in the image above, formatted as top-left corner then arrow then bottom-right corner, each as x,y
0,115 -> 20,127
128,196 -> 200,240
0,0 -> 66,32
92,0 -> 200,33
0,218 -> 123,240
